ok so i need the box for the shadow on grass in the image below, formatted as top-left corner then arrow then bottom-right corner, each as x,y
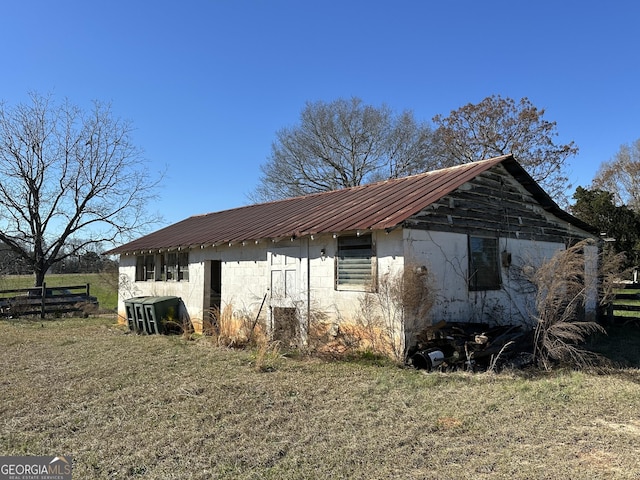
587,323 -> 640,369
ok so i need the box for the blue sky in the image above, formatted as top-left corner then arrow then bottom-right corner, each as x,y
2,0 -> 639,227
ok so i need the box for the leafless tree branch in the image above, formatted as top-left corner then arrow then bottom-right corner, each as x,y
0,92 -> 162,286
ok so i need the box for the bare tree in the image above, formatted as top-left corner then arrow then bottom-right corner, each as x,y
592,138 -> 640,211
251,97 -> 435,201
0,93 -> 161,286
432,95 -> 578,200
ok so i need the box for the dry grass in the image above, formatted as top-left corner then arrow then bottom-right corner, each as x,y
2,317 -> 640,479
527,239 -> 625,370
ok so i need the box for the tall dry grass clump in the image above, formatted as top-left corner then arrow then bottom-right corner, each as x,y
205,302 -> 272,352
205,302 -> 281,370
527,239 -> 626,370
250,338 -> 283,372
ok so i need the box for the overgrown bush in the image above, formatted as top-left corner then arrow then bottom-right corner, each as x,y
527,239 -> 626,370
349,264 -> 435,362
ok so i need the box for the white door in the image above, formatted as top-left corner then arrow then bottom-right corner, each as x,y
268,247 -> 300,343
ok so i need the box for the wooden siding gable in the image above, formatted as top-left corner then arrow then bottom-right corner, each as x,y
404,164 -> 595,242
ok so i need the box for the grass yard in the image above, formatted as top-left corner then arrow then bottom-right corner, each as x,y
1,317 -> 640,479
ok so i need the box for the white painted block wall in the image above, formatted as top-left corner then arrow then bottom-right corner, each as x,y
117,228 -> 596,336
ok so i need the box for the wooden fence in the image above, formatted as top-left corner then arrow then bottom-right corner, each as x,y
606,282 -> 640,326
0,283 -> 96,318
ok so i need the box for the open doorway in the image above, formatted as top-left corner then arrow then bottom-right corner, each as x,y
206,260 -> 222,333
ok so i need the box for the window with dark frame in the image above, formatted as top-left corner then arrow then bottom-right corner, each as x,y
162,252 -> 189,281
166,252 -> 178,280
468,236 -> 501,290
160,254 -> 167,280
336,234 -> 374,290
178,252 -> 189,281
136,252 -> 189,282
135,254 -> 156,281
135,255 -> 145,281
144,255 -> 156,281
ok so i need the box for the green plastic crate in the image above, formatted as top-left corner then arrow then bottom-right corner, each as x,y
124,296 -> 150,332
141,296 -> 181,334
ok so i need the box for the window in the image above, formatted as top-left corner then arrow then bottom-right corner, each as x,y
135,256 -> 144,281
336,235 -> 374,290
163,252 -> 189,281
136,252 -> 188,282
468,236 -> 500,290
160,254 -> 167,280
145,255 -> 157,280
136,254 -> 157,281
178,252 -> 189,281
166,253 -> 177,280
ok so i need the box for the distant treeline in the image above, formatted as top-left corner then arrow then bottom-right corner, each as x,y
0,244 -> 117,275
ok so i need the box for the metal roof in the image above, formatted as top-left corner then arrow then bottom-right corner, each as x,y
107,155 -> 594,254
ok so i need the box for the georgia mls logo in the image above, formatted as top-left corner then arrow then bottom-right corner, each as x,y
49,457 -> 72,475
0,455 -> 72,480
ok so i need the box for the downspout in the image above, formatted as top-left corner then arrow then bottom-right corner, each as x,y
306,236 -> 311,346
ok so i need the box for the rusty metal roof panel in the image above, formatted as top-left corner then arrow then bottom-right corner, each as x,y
108,155 -> 540,254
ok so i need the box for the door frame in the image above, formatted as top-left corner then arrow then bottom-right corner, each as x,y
267,246 -> 303,343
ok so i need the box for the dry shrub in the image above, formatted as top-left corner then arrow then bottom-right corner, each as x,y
305,308 -> 334,352
376,264 -> 435,361
203,301 -> 282,369
306,296 -> 387,359
202,306 -> 219,337
599,248 -> 631,305
401,265 -> 436,321
305,320 -> 332,352
528,239 -> 626,370
211,304 -> 245,346
308,321 -> 362,358
207,303 -> 267,348
306,303 -> 385,358
347,264 -> 435,362
353,293 -> 386,353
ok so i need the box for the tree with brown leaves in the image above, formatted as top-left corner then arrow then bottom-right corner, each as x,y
432,95 -> 578,201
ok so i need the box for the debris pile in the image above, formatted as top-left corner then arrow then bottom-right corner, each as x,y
407,321 -> 533,372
